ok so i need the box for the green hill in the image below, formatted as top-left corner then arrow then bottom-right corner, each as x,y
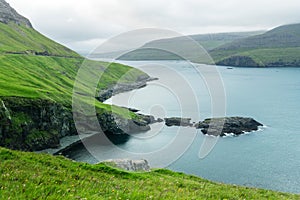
117,24 -> 300,67
0,1 -> 149,151
116,31 -> 263,62
0,147 -> 298,199
144,31 -> 264,51
211,23 -> 300,67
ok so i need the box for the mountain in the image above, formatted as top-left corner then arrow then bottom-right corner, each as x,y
0,0 -> 31,28
144,31 -> 264,51
0,0 -> 149,151
116,24 -> 300,67
115,31 -> 263,62
211,23 -> 300,67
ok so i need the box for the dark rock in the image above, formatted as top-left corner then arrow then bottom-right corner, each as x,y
0,97 -> 153,151
97,75 -> 158,102
0,0 -> 32,28
217,56 -> 260,67
195,117 -> 263,136
137,114 -> 156,124
164,117 -> 193,127
0,97 -> 76,151
127,107 -> 140,113
156,118 -> 164,123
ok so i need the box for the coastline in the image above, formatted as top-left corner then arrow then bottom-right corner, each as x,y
38,75 -> 157,155
36,132 -> 98,155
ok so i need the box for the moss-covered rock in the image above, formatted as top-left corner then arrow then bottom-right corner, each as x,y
0,97 -> 152,151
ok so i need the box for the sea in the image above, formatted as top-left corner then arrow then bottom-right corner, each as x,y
67,60 -> 300,193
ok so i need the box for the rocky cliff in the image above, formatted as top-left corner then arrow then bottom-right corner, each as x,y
0,97 -> 152,151
0,0 -> 32,28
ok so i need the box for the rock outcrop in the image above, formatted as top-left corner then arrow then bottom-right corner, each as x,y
102,159 -> 150,172
164,117 -> 193,127
195,117 -> 263,136
217,56 -> 260,67
0,97 -> 153,151
0,0 -> 32,28
0,97 -> 76,151
97,76 -> 158,102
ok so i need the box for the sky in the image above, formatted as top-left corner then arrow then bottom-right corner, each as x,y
6,0 -> 300,53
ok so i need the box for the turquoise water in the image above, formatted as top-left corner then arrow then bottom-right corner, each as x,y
70,61 -> 300,193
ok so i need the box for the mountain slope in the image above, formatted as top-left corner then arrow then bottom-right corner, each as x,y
0,0 -> 149,151
116,31 -> 263,62
144,31 -> 264,51
211,23 -> 300,67
0,147 -> 298,199
0,0 -> 31,27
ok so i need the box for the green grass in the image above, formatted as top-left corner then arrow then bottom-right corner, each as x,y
0,147 -> 298,200
0,22 -> 78,57
0,23 -> 147,117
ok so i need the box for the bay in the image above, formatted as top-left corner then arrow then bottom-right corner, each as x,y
68,60 -> 300,193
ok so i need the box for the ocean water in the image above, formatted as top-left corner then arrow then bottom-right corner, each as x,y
68,60 -> 300,193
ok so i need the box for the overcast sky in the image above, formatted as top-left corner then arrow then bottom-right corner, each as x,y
6,0 -> 300,53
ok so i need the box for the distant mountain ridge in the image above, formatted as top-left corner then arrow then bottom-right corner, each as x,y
114,24 -> 300,67
115,31 -> 263,62
212,23 -> 300,67
0,0 -> 32,28
215,24 -> 300,50
143,31 -> 264,51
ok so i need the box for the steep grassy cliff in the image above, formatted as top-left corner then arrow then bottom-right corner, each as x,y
0,3 -> 149,151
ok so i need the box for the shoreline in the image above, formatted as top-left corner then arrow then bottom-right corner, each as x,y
97,76 -> 158,102
36,132 -> 98,155
38,75 -> 157,155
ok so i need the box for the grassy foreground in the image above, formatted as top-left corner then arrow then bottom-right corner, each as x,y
0,147 -> 298,200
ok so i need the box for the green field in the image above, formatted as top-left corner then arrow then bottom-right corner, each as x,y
0,147 -> 298,200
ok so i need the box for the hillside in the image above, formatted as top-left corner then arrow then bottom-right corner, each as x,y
0,0 -> 150,151
116,31 -> 263,62
0,147 -> 298,199
211,23 -> 300,67
144,31 -> 264,51
116,24 -> 300,67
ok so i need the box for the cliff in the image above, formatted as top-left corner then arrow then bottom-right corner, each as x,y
0,0 -> 151,151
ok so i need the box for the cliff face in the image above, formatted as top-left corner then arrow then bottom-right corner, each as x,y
0,0 -> 32,28
0,97 -> 152,151
0,98 -> 76,151
216,56 -> 261,67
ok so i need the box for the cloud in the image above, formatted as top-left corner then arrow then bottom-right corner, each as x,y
6,0 -> 300,52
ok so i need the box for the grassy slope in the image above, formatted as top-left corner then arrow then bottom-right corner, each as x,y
0,147 -> 298,200
210,24 -> 300,66
117,31 -> 263,62
145,31 -> 264,51
0,22 -> 78,56
0,23 -> 146,116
